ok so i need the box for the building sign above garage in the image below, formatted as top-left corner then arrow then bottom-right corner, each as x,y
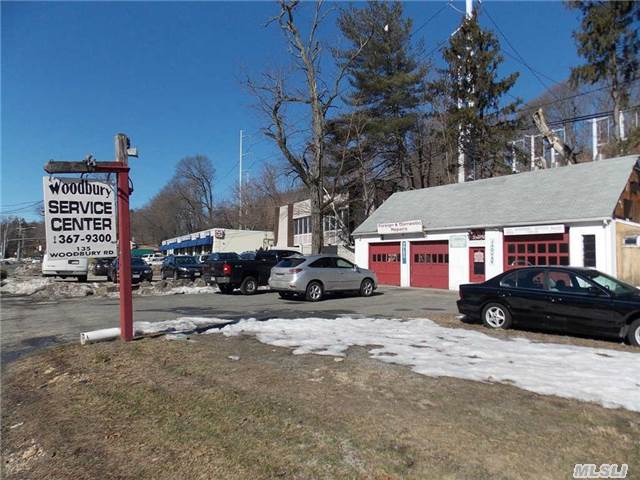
377,220 -> 423,235
503,224 -> 565,236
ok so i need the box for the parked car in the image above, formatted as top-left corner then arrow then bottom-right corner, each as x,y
161,255 -> 203,280
203,249 -> 298,294
457,267 -> 640,346
269,254 -> 378,302
107,257 -> 153,283
142,253 -> 165,265
92,257 -> 116,276
42,254 -> 89,282
239,251 -> 256,260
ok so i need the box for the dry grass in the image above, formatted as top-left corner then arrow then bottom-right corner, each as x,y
2,331 -> 639,480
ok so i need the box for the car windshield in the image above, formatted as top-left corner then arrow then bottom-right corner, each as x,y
276,258 -> 305,268
582,271 -> 637,296
175,256 -> 196,265
132,258 -> 146,266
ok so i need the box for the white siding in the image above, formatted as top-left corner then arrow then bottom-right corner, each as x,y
568,222 -> 613,275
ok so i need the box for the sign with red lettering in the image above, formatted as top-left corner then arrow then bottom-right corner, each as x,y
43,177 -> 117,258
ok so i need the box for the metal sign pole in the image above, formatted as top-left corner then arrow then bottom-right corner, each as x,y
115,134 -> 133,341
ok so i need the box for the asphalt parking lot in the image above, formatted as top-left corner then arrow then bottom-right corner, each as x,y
1,286 -> 459,363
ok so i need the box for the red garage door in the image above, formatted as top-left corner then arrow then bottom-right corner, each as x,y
504,232 -> 570,270
369,243 -> 401,286
410,241 -> 449,289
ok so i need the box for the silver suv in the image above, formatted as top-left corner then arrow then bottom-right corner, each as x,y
269,254 -> 377,301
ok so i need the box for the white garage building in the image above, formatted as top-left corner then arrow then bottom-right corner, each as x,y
352,155 -> 640,290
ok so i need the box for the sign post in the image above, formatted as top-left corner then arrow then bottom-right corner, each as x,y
44,133 -> 136,341
115,134 -> 133,341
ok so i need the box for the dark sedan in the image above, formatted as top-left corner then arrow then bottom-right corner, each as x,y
107,257 -> 153,283
457,267 -> 640,346
92,257 -> 115,276
161,255 -> 203,280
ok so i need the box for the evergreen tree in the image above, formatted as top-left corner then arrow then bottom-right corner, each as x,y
336,1 -> 427,191
436,11 -> 520,180
568,1 -> 639,141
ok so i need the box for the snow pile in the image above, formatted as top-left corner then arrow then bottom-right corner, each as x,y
13,261 -> 43,277
1,277 -> 217,298
135,317 -> 233,335
165,285 -> 218,295
205,316 -> 640,412
1,278 -> 53,296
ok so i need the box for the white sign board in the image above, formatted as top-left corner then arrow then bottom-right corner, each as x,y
503,224 -> 565,236
449,234 -> 467,248
377,220 -> 423,235
43,177 -> 117,258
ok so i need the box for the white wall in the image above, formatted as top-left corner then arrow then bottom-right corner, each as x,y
484,229 -> 503,280
213,230 -> 273,254
276,206 -> 289,248
568,222 -> 612,275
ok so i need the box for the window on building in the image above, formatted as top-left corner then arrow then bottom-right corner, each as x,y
323,215 -> 337,232
294,216 -> 312,235
583,235 -> 596,267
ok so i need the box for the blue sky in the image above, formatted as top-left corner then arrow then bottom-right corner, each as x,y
1,1 -> 581,220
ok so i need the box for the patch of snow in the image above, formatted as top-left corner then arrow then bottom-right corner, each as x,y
0,278 -> 52,296
206,316 -> 640,412
165,285 -> 218,295
134,316 -> 233,335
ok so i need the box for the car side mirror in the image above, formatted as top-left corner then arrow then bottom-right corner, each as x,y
588,286 -> 606,296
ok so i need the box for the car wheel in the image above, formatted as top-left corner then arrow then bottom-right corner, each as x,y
113,274 -> 118,284
78,275 -> 87,283
360,278 -> 374,297
627,319 -> 640,347
305,281 -> 323,302
240,276 -> 257,295
482,303 -> 512,330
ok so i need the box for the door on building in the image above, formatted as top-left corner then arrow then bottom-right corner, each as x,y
369,243 -> 401,286
469,247 -> 486,283
504,232 -> 570,270
410,241 -> 449,289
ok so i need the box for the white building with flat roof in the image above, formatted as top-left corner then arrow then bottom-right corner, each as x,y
160,228 -> 274,256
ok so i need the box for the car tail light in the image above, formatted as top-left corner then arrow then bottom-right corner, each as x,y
289,268 -> 302,274
223,263 -> 232,276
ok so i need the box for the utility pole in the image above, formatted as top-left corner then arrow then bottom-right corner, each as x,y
16,219 -> 23,260
457,0 -> 474,183
238,130 -> 243,229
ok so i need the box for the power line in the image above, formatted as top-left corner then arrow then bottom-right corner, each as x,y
515,77 -> 640,115
482,6 -> 560,100
411,3 -> 449,38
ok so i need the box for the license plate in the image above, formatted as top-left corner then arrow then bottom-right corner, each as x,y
132,274 -> 140,279
194,272 -> 201,276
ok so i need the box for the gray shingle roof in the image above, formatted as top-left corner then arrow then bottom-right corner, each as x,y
352,155 -> 639,236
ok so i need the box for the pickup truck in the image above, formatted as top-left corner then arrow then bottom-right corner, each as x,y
203,249 -> 299,294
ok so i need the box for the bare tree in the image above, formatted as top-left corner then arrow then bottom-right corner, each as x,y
174,155 -> 216,226
247,0 -> 368,254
